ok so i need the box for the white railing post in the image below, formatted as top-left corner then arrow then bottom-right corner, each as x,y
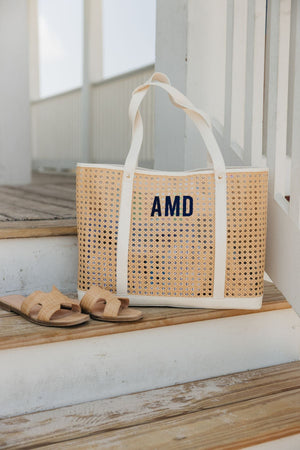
0,0 -> 31,185
154,0 -> 188,170
89,0 -> 103,84
263,0 -> 280,191
245,0 -> 266,167
287,0 -> 300,226
81,0 -> 92,163
264,0 -> 300,316
28,0 -> 40,102
81,0 -> 103,163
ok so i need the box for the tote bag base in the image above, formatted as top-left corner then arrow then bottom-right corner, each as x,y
77,289 -> 263,310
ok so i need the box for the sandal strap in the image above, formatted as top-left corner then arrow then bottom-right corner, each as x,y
81,286 -> 129,318
21,286 -> 80,322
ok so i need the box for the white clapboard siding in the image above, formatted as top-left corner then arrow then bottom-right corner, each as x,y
31,65 -> 154,171
91,65 -> 154,167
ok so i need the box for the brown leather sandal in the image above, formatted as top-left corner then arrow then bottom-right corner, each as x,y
80,286 -> 143,322
0,286 -> 89,327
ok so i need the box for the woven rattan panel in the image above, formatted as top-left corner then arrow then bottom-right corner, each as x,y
77,167 -> 122,293
77,167 -> 268,298
127,173 -> 215,297
225,171 -> 268,297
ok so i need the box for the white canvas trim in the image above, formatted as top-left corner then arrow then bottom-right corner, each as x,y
77,162 -> 268,176
115,73 -> 229,298
77,289 -> 263,310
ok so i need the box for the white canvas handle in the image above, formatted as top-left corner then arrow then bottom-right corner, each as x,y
117,73 -> 227,300
125,72 -> 226,178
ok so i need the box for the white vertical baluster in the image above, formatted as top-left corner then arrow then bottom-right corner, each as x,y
263,0 -> 280,194
28,0 -> 40,101
287,0 -> 300,226
244,0 -> 266,167
273,0 -> 291,201
243,0 -> 255,165
224,0 -> 234,155
81,0 -> 91,163
231,0 -> 247,157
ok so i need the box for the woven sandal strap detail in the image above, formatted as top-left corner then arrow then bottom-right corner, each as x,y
81,286 -> 129,318
21,287 -> 80,321
37,302 -> 65,322
51,286 -> 81,312
21,291 -> 44,316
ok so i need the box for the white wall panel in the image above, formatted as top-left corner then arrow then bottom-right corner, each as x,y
31,89 -> 82,168
31,65 -> 154,170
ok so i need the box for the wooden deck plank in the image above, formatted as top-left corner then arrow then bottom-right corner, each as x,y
0,200 -> 55,221
0,192 -> 75,219
20,184 -> 76,201
0,173 -> 76,238
0,283 -> 291,351
0,186 -> 75,209
1,361 -> 299,449
43,390 -> 300,449
0,219 -> 77,238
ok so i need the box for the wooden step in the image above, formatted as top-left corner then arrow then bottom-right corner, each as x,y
0,282 -> 299,418
0,282 -> 291,351
0,173 -> 76,239
1,361 -> 299,449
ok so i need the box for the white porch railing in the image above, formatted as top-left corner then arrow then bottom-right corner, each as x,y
263,0 -> 300,315
211,0 -> 267,169
213,0 -> 300,314
31,64 -> 155,171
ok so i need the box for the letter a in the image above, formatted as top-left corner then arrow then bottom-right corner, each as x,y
151,196 -> 162,216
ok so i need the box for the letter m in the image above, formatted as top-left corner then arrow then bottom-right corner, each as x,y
165,196 -> 180,216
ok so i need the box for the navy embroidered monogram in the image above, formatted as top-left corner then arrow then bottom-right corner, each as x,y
150,195 -> 193,217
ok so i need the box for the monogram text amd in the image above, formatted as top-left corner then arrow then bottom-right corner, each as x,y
150,196 -> 193,217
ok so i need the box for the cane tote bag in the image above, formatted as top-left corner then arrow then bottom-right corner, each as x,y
76,73 -> 268,309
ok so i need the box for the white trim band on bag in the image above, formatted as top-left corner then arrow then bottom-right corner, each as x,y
77,163 -> 268,175
77,290 -> 263,310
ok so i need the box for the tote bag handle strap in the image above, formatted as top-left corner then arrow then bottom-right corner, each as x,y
117,73 -> 227,300
125,72 -> 226,178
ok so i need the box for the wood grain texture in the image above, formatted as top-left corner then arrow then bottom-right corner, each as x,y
0,186 -> 75,208
21,183 -> 76,201
0,192 -> 74,218
0,173 -> 76,238
1,361 -> 299,449
0,282 -> 290,351
0,219 -> 77,238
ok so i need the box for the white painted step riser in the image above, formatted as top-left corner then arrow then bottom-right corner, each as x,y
0,236 -> 77,296
0,309 -> 299,418
0,235 -> 272,297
